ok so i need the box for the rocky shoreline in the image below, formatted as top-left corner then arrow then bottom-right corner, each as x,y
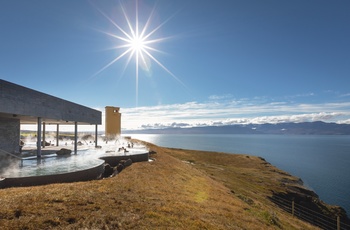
270,173 -> 349,228
251,156 -> 350,228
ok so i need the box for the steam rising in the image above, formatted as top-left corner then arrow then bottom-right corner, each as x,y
0,136 -> 147,178
0,149 -> 21,177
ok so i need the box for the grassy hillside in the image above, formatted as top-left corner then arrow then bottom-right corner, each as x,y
0,142 -> 323,229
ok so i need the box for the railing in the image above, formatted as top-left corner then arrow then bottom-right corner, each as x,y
269,195 -> 350,230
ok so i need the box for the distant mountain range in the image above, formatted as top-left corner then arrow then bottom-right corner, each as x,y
123,121 -> 350,135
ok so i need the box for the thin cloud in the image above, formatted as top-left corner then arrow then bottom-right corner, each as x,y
285,92 -> 315,99
121,100 -> 350,130
23,100 -> 349,131
208,94 -> 233,100
340,93 -> 350,98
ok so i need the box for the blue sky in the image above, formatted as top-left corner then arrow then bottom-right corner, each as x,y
1,0 -> 350,130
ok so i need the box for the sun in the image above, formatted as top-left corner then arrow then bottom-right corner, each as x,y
93,1 -> 186,106
130,37 -> 144,52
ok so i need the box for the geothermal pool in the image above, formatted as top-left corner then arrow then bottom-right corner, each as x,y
0,141 -> 149,187
1,151 -> 105,178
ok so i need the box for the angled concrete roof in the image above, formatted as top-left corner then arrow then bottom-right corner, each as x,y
0,79 -> 101,125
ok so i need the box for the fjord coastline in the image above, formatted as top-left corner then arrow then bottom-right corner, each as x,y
128,133 -> 350,215
0,140 -> 348,229
141,141 -> 349,229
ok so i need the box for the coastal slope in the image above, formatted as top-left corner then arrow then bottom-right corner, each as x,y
0,142 -> 345,229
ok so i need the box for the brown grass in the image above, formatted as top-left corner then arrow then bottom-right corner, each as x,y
0,141 -> 319,229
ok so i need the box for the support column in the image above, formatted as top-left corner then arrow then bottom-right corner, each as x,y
37,117 -> 42,158
42,122 -> 46,148
95,124 -> 98,147
74,121 -> 78,154
56,124 -> 59,146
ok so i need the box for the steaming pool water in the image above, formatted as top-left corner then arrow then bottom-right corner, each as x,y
1,151 -> 104,178
0,142 -> 149,187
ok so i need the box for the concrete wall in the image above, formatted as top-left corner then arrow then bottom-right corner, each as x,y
2,161 -> 105,188
0,80 -> 101,124
0,117 -> 20,153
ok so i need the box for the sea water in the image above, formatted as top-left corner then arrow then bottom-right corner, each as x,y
128,134 -> 350,214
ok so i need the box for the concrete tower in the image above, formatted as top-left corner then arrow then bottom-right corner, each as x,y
105,106 -> 121,139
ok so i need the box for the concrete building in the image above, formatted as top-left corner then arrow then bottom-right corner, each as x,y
105,106 -> 121,139
0,79 -> 102,157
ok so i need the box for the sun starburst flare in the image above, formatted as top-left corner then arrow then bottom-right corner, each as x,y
92,1 -> 187,106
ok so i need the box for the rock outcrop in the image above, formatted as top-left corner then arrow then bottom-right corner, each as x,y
56,148 -> 72,156
270,182 -> 350,228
